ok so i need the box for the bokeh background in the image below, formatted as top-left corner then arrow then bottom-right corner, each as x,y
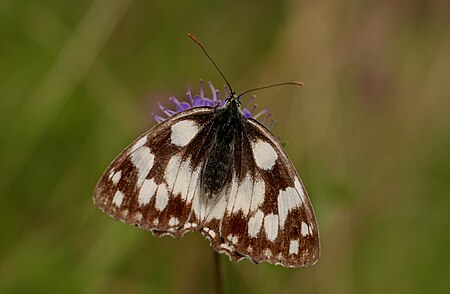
1,0 -> 449,293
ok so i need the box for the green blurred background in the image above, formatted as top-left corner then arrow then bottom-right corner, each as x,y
1,0 -> 449,293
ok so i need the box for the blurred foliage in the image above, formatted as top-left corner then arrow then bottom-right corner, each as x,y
1,0 -> 450,293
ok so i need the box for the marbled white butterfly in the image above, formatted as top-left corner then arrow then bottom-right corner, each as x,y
93,34 -> 320,268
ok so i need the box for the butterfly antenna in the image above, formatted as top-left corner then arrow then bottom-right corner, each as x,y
187,33 -> 235,96
237,81 -> 304,99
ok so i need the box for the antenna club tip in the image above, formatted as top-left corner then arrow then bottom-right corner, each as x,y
296,81 -> 304,86
187,33 -> 198,42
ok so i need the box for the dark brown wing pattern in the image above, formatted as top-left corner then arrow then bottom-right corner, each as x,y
94,107 -> 319,268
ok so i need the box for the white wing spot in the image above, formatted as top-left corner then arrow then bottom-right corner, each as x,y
264,213 -> 279,241
108,169 -> 115,180
294,177 -> 306,203
250,176 -> 265,212
225,174 -> 239,213
134,212 -> 143,222
169,217 -> 179,227
131,146 -> 155,188
186,166 -> 201,203
227,234 -> 239,245
206,185 -> 228,221
289,240 -> 299,255
184,222 -> 195,229
264,248 -> 272,258
248,210 -> 264,237
164,154 -> 182,189
233,174 -> 253,214
153,218 -> 159,225
173,158 -> 192,198
203,228 -> 216,238
171,120 -> 200,147
130,136 -> 148,153
251,139 -> 278,170
112,190 -> 124,207
220,243 -> 234,251
278,186 -> 302,228
111,170 -> 122,185
155,184 -> 169,211
191,184 -> 202,220
138,178 -> 158,205
301,222 -> 309,236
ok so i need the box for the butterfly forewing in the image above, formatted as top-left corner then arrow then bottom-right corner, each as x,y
93,107 -> 214,237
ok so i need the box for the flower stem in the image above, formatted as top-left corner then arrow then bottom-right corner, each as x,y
213,251 -> 224,294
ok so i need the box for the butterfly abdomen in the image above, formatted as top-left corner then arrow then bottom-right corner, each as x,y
201,101 -> 243,196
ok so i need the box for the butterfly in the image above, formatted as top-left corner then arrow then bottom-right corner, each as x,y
93,35 -> 320,268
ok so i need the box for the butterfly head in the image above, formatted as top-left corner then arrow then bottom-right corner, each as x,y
224,92 -> 241,107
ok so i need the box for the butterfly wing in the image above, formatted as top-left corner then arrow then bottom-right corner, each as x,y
93,107 -> 215,237
201,118 -> 320,267
94,104 -> 319,267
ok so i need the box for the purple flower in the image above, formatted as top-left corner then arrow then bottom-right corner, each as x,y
152,80 -> 273,127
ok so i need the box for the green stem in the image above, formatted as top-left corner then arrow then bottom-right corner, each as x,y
213,252 -> 224,294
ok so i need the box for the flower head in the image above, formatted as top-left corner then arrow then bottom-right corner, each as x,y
152,80 -> 273,127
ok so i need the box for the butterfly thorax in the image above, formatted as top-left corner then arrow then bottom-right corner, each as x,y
201,98 -> 244,198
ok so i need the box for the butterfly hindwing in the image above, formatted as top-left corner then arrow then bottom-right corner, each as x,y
93,107 -> 215,237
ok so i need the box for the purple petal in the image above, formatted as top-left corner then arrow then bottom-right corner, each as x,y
151,113 -> 165,124
253,108 -> 268,119
193,95 -> 215,107
169,97 -> 191,112
152,80 -> 273,127
242,108 -> 253,118
186,88 -> 194,105
209,81 -> 219,104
